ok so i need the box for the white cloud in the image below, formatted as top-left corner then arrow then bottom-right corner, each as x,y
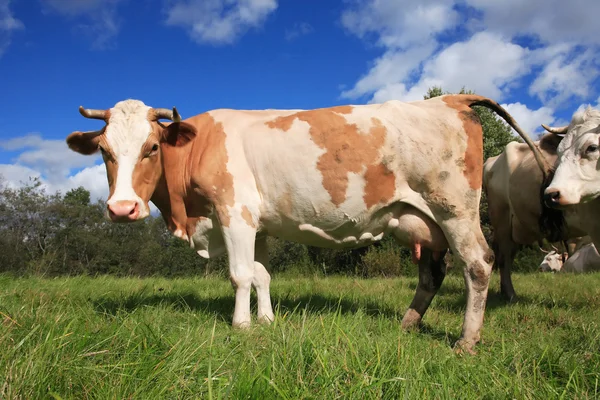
285,22 -> 313,41
407,32 -> 530,101
574,96 -> 600,115
60,164 -> 108,201
341,43 -> 436,100
0,163 -> 107,202
0,0 -> 24,57
341,0 -> 600,110
341,0 -> 458,49
501,102 -> 556,137
44,0 -> 125,49
529,48 -> 600,107
464,0 -> 600,46
0,134 -> 101,183
0,164 -> 42,189
353,32 -> 531,103
165,0 -> 278,45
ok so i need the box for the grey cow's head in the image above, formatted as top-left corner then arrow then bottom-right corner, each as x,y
543,107 -> 600,207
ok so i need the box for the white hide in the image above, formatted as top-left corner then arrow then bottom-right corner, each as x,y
104,100 -> 153,218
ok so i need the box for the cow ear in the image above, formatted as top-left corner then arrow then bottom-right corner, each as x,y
66,131 -> 101,155
162,122 -> 197,147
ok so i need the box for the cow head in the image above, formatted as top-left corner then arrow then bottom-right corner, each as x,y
66,99 -> 196,222
543,107 -> 600,207
538,248 -> 568,272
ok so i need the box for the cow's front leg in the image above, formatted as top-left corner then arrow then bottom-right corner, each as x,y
221,219 -> 257,328
254,235 -> 274,324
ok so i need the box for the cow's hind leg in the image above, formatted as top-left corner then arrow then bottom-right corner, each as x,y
439,217 -> 494,354
493,238 -> 519,301
253,235 -> 274,324
402,248 -> 448,329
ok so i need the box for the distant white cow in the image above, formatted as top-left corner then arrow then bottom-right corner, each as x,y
539,242 -> 600,273
538,248 -> 568,272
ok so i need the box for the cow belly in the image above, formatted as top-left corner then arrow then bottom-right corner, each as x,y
263,202 -> 448,251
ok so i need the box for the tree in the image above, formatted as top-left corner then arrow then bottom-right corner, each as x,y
64,187 -> 91,206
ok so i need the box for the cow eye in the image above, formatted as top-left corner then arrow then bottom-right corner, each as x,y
586,144 -> 599,154
145,143 -> 159,157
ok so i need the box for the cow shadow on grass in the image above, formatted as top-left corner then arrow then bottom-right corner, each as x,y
90,283 -> 586,346
92,290 -> 402,322
92,288 -> 464,343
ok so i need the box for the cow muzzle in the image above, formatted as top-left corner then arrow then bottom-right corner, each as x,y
543,188 -> 563,208
107,200 -> 140,222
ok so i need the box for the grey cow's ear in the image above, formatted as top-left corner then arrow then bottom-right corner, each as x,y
161,122 -> 197,147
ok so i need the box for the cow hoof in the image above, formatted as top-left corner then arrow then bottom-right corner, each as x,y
258,314 -> 274,325
453,339 -> 478,356
232,320 -> 251,329
401,309 -> 422,330
501,291 -> 518,303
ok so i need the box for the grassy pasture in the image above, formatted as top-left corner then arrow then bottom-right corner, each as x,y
1,272 -> 599,399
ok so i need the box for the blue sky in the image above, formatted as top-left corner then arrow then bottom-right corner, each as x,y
1,0 -> 599,201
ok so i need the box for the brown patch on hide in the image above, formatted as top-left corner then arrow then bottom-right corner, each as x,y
468,262 -> 490,292
265,106 -> 389,206
442,97 -> 484,190
363,162 -> 396,208
241,205 -> 256,228
179,113 -> 235,227
131,136 -> 163,205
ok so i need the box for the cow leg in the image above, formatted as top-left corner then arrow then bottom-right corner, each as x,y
401,248 -> 448,329
253,235 -> 274,324
221,222 -> 257,328
439,217 -> 494,354
493,238 -> 519,301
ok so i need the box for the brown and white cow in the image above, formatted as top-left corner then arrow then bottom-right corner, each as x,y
542,107 -> 600,262
66,95 -> 540,352
483,134 -> 588,300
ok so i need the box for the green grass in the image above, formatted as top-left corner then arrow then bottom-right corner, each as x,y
1,272 -> 599,399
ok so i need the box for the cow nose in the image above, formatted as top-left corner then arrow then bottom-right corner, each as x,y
543,188 -> 561,207
107,200 -> 139,221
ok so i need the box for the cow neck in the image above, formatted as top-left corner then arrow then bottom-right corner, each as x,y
151,120 -> 213,238
150,171 -> 176,232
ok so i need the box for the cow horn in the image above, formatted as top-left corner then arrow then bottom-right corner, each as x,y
541,124 -> 569,135
539,247 -> 550,254
79,106 -> 107,120
551,244 -> 559,252
152,107 -> 181,122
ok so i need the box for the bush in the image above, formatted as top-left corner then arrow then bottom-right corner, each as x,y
360,239 -> 415,277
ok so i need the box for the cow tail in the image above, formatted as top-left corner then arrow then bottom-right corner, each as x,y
466,96 -> 552,180
461,95 -> 566,242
